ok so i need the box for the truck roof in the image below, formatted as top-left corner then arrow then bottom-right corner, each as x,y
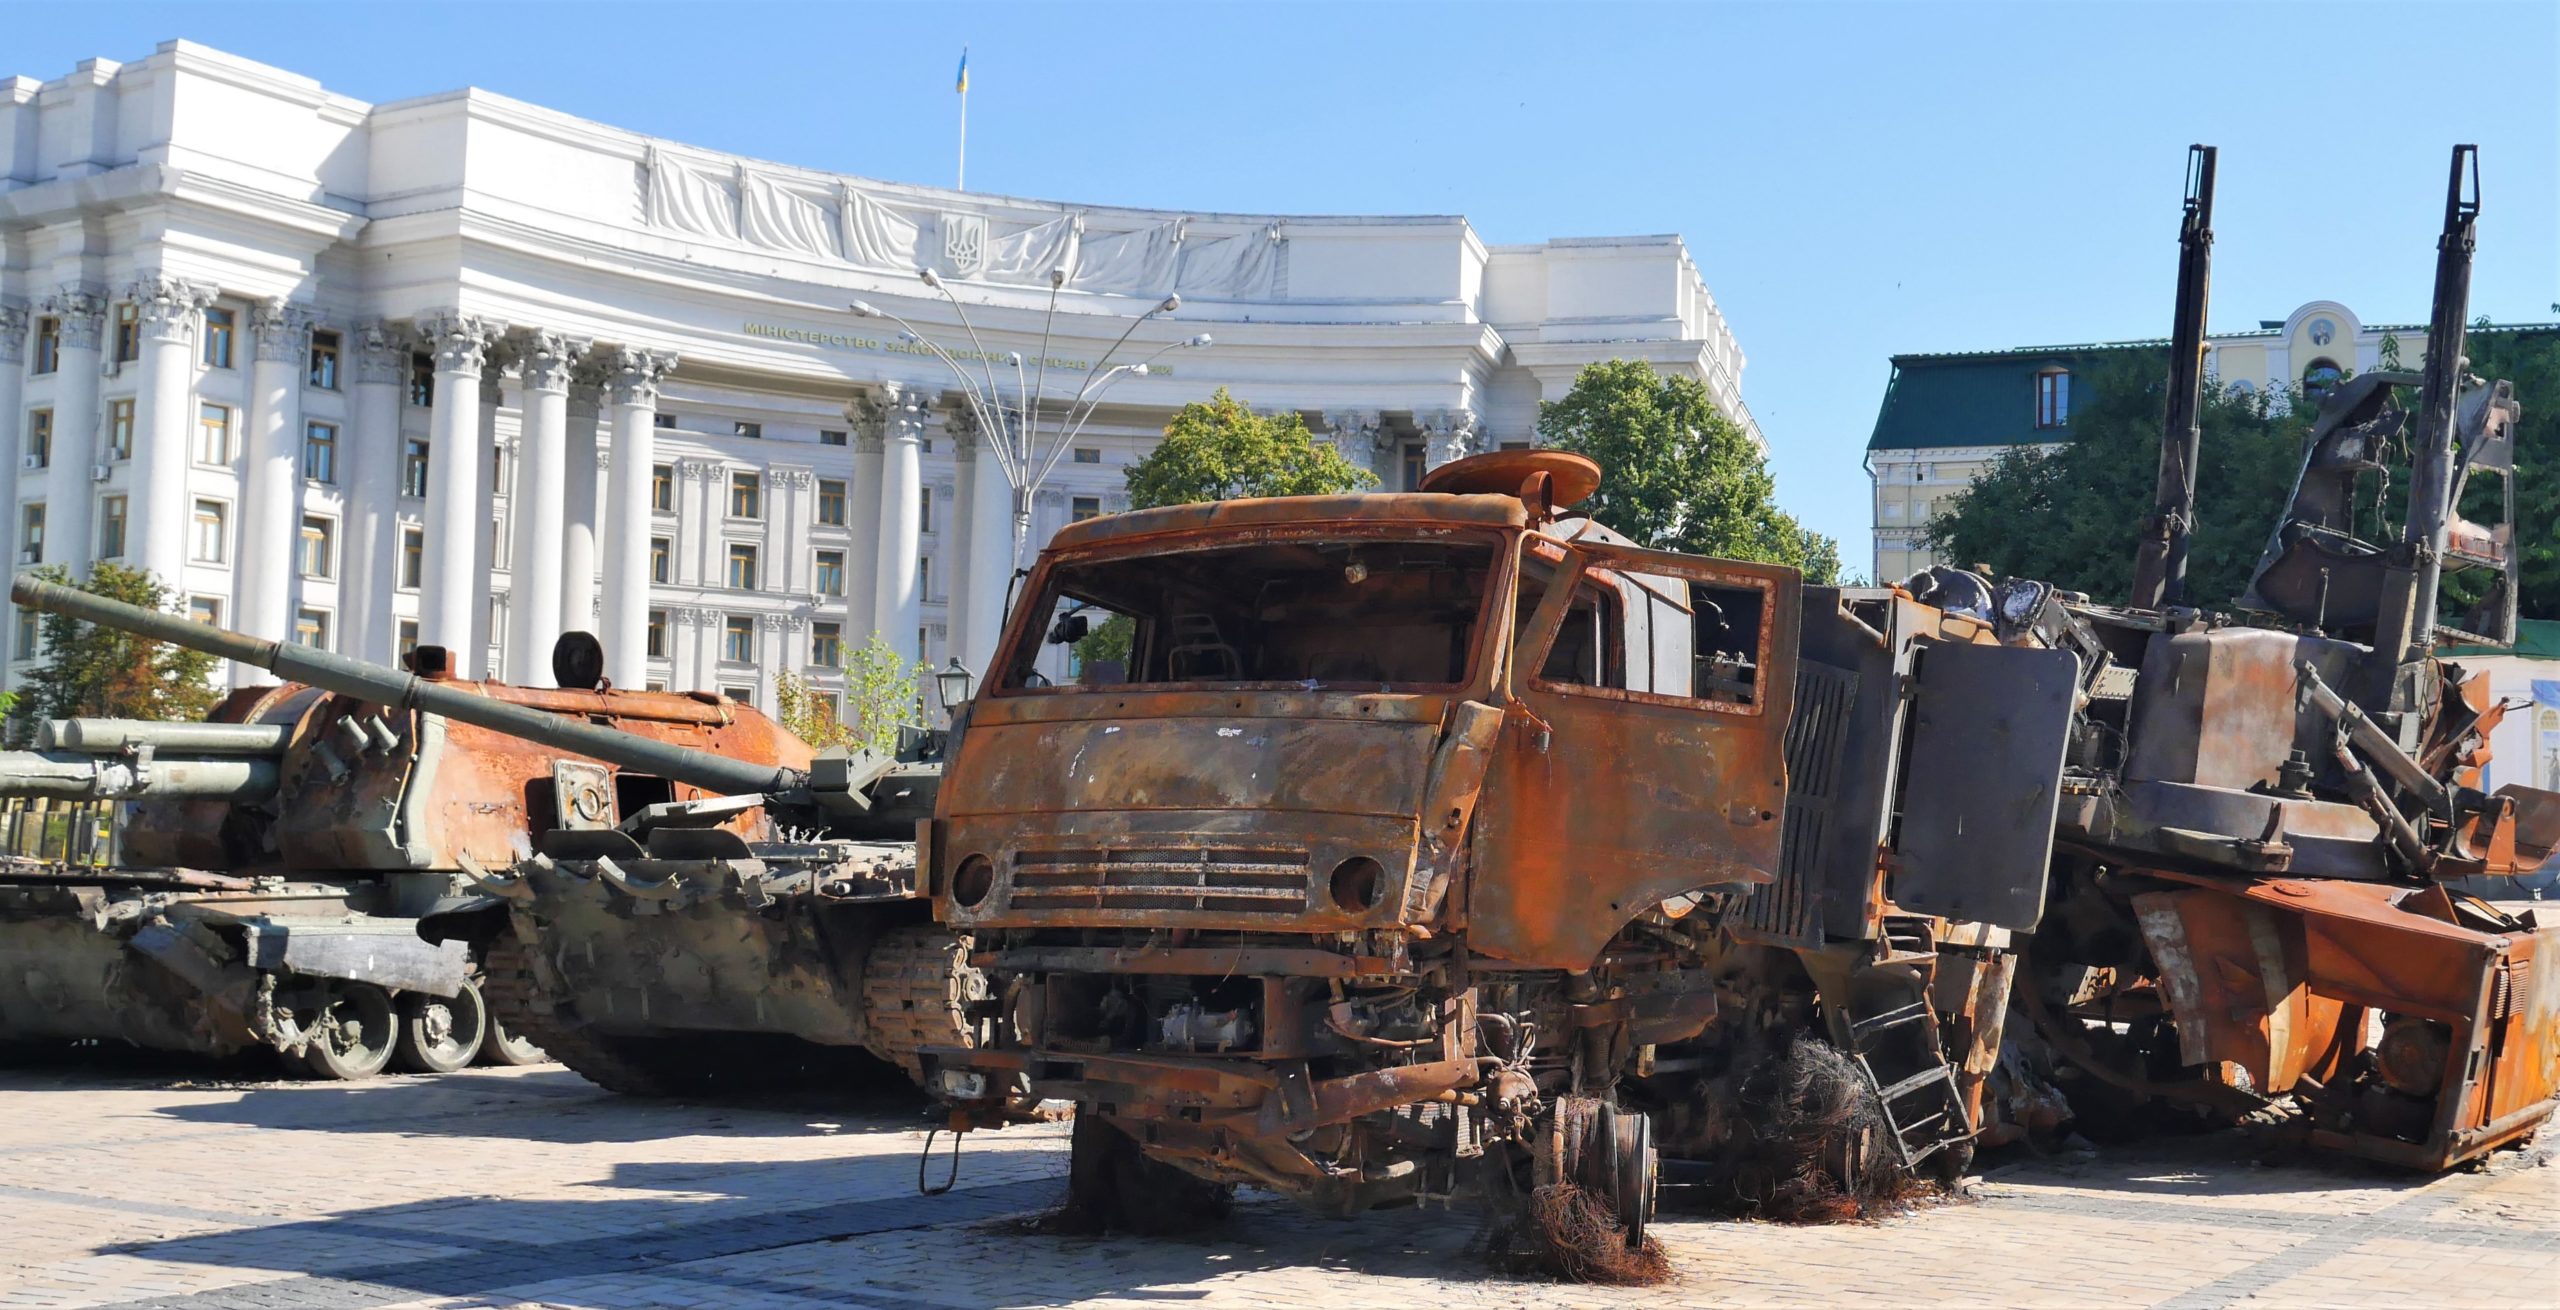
1046,492 -> 1531,552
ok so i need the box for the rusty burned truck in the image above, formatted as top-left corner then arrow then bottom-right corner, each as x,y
915,446 -> 2081,1244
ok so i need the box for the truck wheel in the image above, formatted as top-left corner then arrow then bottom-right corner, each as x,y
393,981 -> 487,1074
1056,1115 -> 1233,1235
299,981 -> 397,1080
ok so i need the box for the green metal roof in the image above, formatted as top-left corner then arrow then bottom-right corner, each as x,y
1865,343 -> 2163,453
2442,619 -> 2560,661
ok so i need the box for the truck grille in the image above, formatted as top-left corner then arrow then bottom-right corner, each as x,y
1007,846 -> 1313,915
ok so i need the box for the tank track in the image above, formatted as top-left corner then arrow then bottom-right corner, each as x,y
859,923 -> 983,1079
479,932 -> 690,1098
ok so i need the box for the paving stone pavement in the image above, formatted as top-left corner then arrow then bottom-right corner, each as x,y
0,1054 -> 2551,1309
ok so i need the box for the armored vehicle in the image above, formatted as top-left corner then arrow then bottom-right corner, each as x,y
2005,145 -> 2560,1171
911,449 -> 2079,1240
0,582 -> 980,1093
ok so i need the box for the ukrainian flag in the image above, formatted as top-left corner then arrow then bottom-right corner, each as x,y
955,48 -> 968,94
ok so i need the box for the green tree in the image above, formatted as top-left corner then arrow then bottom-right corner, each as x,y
1120,387 -> 1375,509
1535,359 -> 1841,583
774,635 -> 920,755
7,564 -> 221,745
1928,331 -> 2560,621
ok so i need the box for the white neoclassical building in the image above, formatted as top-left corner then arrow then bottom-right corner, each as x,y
0,41 -> 1757,716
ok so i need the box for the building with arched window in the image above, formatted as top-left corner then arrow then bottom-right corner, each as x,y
0,41 -> 1759,712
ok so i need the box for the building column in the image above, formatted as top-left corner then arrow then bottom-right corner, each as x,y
505,330 -> 583,686
346,322 -> 405,662
124,278 -> 213,589
233,300 -> 311,654
962,418 -> 1016,679
562,373 -> 603,641
415,311 -> 500,674
1421,408 -> 1478,470
843,396 -> 884,651
39,285 -> 106,582
946,415 -> 978,662
871,382 -> 925,659
601,346 -> 674,689
0,302 -> 28,646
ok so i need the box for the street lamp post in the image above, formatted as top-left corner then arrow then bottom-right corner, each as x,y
851,272 -> 1209,682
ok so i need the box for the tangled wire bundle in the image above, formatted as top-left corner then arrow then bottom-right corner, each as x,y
1484,1181 -> 1672,1286
1689,1035 -> 1916,1223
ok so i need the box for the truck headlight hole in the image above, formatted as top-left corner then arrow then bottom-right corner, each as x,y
1329,856 -> 1384,912
951,854 -> 996,910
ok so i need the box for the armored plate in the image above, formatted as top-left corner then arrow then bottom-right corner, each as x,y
1891,642 -> 2079,930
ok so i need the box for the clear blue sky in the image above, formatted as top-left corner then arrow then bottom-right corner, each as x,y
17,2 -> 2558,565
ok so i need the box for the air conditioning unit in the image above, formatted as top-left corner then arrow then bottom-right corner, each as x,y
19,455 -> 40,471
90,464 -> 110,482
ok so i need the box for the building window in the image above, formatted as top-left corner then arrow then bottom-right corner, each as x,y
1072,447 -> 1101,464
190,595 -> 223,626
112,302 -> 139,364
733,420 -> 762,440
729,471 -> 762,518
25,408 -> 51,469
106,399 -> 134,460
490,443 -> 509,496
814,549 -> 845,596
811,620 -> 842,668
722,614 -> 755,663
98,495 -> 127,560
197,403 -> 233,465
1071,495 -> 1101,522
722,684 -> 757,708
2035,369 -> 2071,429
820,428 -> 847,447
2303,358 -> 2344,403
726,543 -> 759,590
1399,441 -> 1425,492
15,607 -> 38,659
649,536 -> 671,583
302,421 -> 338,483
300,516 -> 334,578
402,440 -> 431,497
490,514 -> 508,570
817,479 -> 847,526
397,619 -> 419,663
19,504 -> 45,565
919,485 -> 934,533
646,609 -> 668,658
192,499 -> 228,563
307,330 -> 341,390
294,608 -> 331,650
409,352 -> 435,406
32,317 -> 60,374
651,463 -> 674,511
400,528 -> 425,589
202,307 -> 236,369
918,555 -> 931,600
653,411 -> 676,430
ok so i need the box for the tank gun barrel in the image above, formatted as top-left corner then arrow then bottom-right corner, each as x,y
9,575 -> 809,800
0,750 -> 278,800
38,719 -> 290,754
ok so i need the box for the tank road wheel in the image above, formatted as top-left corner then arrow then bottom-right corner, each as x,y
300,981 -> 398,1080
393,980 -> 488,1074
860,924 -> 987,1081
476,1006 -> 548,1067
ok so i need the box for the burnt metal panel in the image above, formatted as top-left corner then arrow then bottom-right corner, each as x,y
242,920 -> 472,996
1892,642 -> 2079,930
1738,660 -> 1857,948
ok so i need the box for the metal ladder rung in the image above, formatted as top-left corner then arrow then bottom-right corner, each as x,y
1849,1001 -> 1932,1042
1879,1066 -> 1956,1103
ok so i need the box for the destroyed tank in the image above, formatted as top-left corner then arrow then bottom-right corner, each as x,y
1989,145 -> 2560,1171
1,579 -> 979,1095
910,447 -> 2079,1244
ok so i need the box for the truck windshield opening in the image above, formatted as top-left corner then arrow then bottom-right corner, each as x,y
1002,537 -> 1498,692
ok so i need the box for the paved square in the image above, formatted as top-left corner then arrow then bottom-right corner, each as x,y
0,1054 -> 2549,1309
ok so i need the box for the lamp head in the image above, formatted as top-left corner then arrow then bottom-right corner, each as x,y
1156,294 -> 1181,314
1048,267 -> 1068,289
1187,334 -> 1213,348
920,267 -> 944,289
849,301 -> 878,318
934,658 -> 977,710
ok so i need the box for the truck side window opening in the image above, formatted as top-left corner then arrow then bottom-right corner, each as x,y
1003,537 -> 1495,692
1524,551 -> 1769,708
1537,579 -> 1624,688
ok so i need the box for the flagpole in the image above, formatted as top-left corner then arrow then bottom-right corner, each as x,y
956,48 -> 969,191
